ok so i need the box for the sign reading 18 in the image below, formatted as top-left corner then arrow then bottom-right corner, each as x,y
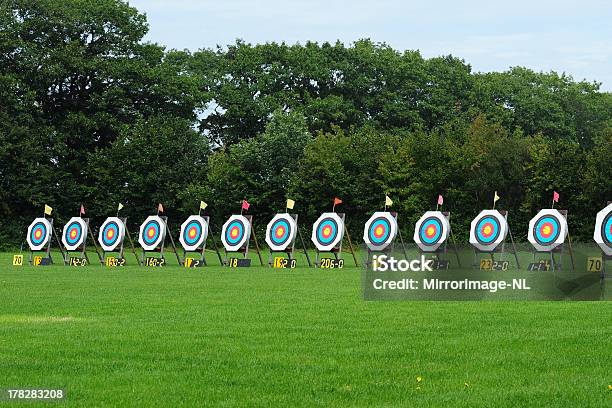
144,257 -> 165,267
319,258 -> 344,269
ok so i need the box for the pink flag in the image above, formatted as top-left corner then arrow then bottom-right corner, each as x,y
80,204 -> 85,215
553,191 -> 559,203
437,195 -> 443,206
242,200 -> 250,211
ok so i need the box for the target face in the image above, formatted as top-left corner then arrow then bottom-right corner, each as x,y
138,215 -> 167,251
469,210 -> 508,252
414,211 -> 450,252
265,213 -> 297,251
363,212 -> 398,251
98,217 -> 126,252
179,215 -> 209,251
528,209 -> 568,252
26,218 -> 52,251
311,212 -> 345,252
61,217 -> 88,251
221,215 -> 252,252
594,203 -> 612,256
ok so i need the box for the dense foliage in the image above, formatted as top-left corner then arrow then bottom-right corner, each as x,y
1,0 -> 610,248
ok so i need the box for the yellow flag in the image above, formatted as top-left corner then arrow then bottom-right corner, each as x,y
286,199 -> 295,210
493,191 -> 500,203
117,203 -> 124,211
385,195 -> 393,207
44,204 -> 52,215
200,201 -> 208,210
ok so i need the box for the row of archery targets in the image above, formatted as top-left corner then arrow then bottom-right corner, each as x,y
21,201 -> 612,270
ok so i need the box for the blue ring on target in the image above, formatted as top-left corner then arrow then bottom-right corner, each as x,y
142,221 -> 161,245
316,219 -> 338,245
225,220 -> 245,245
419,218 -> 442,245
368,218 -> 391,244
476,216 -> 500,244
30,223 -> 48,246
102,222 -> 120,246
534,216 -> 560,244
64,222 -> 83,245
270,219 -> 290,245
183,221 -> 202,245
602,213 -> 612,248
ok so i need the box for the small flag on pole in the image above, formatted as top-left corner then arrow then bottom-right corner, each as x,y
553,191 -> 559,203
200,201 -> 207,210
493,191 -> 500,209
385,195 -> 393,207
80,204 -> 85,216
118,203 -> 124,211
158,203 -> 164,214
242,199 -> 250,211
286,199 -> 295,210
44,204 -> 53,216
333,197 -> 342,211
437,195 -> 444,206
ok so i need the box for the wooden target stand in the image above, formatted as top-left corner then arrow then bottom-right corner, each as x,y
472,210 -> 521,270
223,215 -> 264,267
365,212 -> 408,268
181,216 -> 223,267
418,212 -> 461,269
314,213 -> 359,268
267,214 -> 312,268
62,218 -> 103,266
530,209 -> 575,271
140,216 -> 181,267
28,218 -> 63,266
100,217 -> 140,266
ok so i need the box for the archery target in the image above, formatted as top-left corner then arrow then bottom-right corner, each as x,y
179,215 -> 209,251
138,215 -> 167,251
414,211 -> 450,252
265,213 -> 297,251
527,209 -> 568,252
594,203 -> 612,256
98,217 -> 126,252
363,212 -> 397,251
221,215 -> 251,252
311,212 -> 345,252
469,210 -> 508,252
26,218 -> 52,251
61,217 -> 88,251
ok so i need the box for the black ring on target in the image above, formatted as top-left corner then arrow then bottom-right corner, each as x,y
64,220 -> 83,247
601,212 -> 612,249
183,219 -> 203,246
315,217 -> 339,246
418,216 -> 443,247
225,219 -> 246,246
269,218 -> 292,246
30,221 -> 48,246
367,216 -> 392,246
533,215 -> 561,245
475,215 -> 501,245
102,220 -> 121,247
142,219 -> 162,246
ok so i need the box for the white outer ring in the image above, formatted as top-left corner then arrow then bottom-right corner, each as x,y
61,217 -> 88,251
363,211 -> 398,251
221,215 -> 252,252
594,203 -> 612,256
265,213 -> 297,251
26,217 -> 52,251
138,215 -> 167,251
311,212 -> 345,252
98,217 -> 126,252
469,209 -> 509,252
527,209 -> 568,252
413,211 -> 450,252
179,215 -> 209,251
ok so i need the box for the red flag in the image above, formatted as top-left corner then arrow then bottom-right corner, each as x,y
553,191 -> 559,203
437,195 -> 443,206
333,197 -> 343,206
80,204 -> 85,215
242,200 -> 250,211
158,203 -> 164,213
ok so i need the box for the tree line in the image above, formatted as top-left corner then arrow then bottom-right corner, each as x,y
0,0 -> 610,249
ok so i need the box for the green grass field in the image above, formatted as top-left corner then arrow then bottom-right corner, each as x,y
0,251 -> 610,407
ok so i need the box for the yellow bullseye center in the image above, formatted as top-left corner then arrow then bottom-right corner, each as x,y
188,228 -> 196,238
426,226 -> 435,236
147,228 -> 155,238
542,225 -> 551,235
230,228 -> 238,238
70,230 -> 77,238
483,225 -> 492,235
323,226 -> 331,236
107,229 -> 115,238
375,226 -> 383,236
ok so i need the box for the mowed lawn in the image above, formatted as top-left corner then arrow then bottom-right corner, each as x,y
0,252 -> 610,407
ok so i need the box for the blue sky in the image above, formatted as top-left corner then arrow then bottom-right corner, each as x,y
129,0 -> 612,91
